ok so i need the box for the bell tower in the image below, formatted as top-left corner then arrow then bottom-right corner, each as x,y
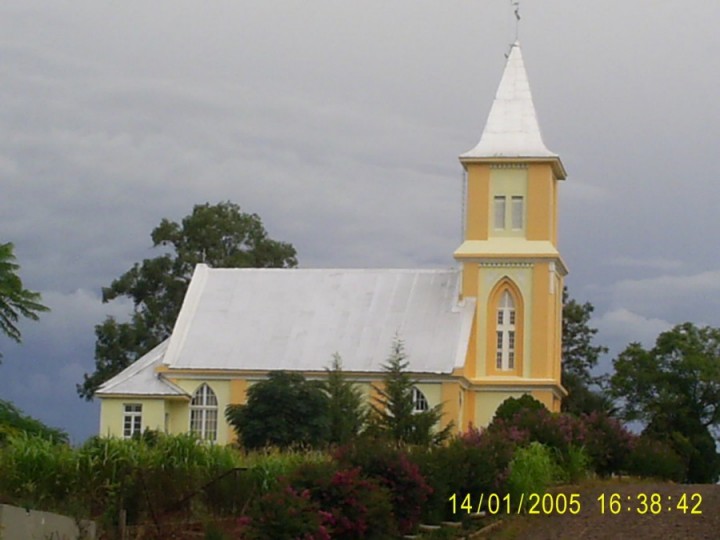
455,42 -> 567,419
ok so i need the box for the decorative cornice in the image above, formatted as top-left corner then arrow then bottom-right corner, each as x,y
490,162 -> 528,169
477,261 -> 534,268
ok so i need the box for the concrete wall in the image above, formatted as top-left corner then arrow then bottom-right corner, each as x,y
0,504 -> 95,540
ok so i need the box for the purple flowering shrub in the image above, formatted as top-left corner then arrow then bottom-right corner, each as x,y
581,411 -> 634,477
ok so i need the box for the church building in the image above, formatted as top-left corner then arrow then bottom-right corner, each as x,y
97,42 -> 568,444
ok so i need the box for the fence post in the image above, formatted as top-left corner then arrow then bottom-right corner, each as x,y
119,508 -> 127,540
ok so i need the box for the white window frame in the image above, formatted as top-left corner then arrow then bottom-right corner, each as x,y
412,387 -> 429,413
190,383 -> 218,442
496,291 -> 517,370
123,404 -> 142,439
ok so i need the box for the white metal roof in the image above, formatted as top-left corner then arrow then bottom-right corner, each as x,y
162,265 -> 475,374
461,42 -> 558,161
96,340 -> 188,397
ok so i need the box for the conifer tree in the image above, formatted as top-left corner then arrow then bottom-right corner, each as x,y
322,353 -> 366,444
370,338 -> 451,445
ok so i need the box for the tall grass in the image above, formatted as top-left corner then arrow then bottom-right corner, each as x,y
0,432 -> 333,528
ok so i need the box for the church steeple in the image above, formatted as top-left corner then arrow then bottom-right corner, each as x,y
461,42 -> 566,179
453,42 -> 567,415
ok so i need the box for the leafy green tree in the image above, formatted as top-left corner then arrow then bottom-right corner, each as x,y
225,371 -> 329,449
561,288 -> 612,415
609,322 -> 720,482
321,353 -> 366,444
369,338 -> 451,446
0,242 -> 49,361
77,202 -> 297,400
0,399 -> 68,444
492,394 -> 546,424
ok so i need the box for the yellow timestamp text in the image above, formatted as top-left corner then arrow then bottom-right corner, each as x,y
597,493 -> 702,515
449,492 -> 582,515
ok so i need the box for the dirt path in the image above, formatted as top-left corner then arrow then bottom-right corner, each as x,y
490,481 -> 720,540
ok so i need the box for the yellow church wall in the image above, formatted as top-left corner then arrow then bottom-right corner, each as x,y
525,261 -> 563,385
526,164 -> 555,242
99,398 -> 167,438
461,263 -> 478,298
489,166 -> 528,238
530,389 -> 556,411
230,379 -> 248,405
439,382 -> 460,430
165,400 -> 189,435
473,391 -> 526,428
465,163 -> 490,241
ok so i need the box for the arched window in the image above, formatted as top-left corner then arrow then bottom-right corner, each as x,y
412,387 -> 429,413
190,383 -> 218,441
496,291 -> 516,370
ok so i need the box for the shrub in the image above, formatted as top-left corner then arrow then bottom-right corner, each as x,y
557,444 -> 591,483
492,395 -> 546,424
412,426 -> 526,522
242,485 -> 330,540
581,412 -> 634,477
507,443 -> 556,509
290,462 -> 396,539
625,436 -> 685,482
335,439 -> 431,534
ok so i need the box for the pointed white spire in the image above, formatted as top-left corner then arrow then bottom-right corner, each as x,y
461,42 -> 558,162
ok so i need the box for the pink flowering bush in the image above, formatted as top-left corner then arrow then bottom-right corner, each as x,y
290,462 -> 396,539
335,440 -> 431,535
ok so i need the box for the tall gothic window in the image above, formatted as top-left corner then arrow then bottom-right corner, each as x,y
495,291 -> 516,370
190,383 -> 218,441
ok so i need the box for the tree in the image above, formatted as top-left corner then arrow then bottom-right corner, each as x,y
77,202 -> 297,400
561,287 -> 612,415
225,371 -> 329,449
0,242 -> 49,362
609,323 -> 720,482
369,338 -> 452,446
321,353 -> 366,444
0,399 -> 68,445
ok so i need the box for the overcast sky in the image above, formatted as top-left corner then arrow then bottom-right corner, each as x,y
1,1 -> 719,443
